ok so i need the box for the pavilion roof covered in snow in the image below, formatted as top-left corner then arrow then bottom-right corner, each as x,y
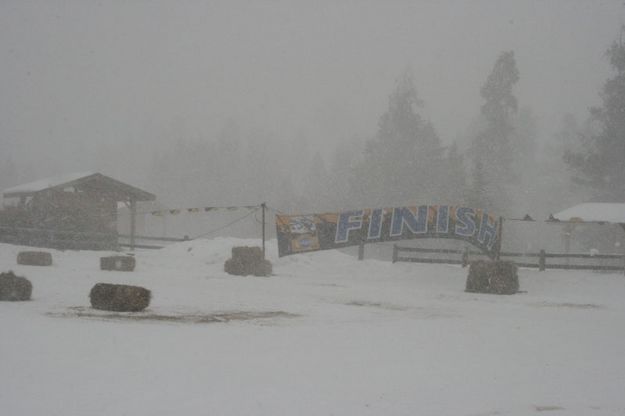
3,172 -> 155,202
553,203 -> 625,224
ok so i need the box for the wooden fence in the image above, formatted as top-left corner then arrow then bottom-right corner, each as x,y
0,225 -> 117,250
392,244 -> 625,273
117,234 -> 188,249
0,225 -> 188,250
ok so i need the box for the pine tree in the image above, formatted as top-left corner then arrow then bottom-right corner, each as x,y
300,152 -> 331,211
470,51 -> 519,213
442,142 -> 468,205
353,71 -> 444,207
565,31 -> 625,200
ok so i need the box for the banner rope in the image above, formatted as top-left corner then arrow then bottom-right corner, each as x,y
140,205 -> 260,216
190,207 -> 260,239
266,205 -> 286,215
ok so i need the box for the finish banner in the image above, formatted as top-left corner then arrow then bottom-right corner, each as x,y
276,205 -> 501,258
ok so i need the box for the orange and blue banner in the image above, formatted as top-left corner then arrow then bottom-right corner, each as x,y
276,205 -> 501,258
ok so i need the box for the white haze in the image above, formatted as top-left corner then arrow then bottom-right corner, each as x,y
1,0 -> 624,214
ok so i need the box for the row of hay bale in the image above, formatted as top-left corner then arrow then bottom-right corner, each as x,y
15,246 -> 273,277
15,251 -> 136,271
0,270 -> 151,311
4,251 -> 143,309
1,259 -> 519,308
2,246 -> 270,310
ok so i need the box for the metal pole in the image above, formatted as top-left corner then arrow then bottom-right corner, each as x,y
261,202 -> 266,259
495,216 -> 503,261
130,199 -> 137,251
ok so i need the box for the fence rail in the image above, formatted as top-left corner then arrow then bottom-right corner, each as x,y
117,234 -> 189,243
0,225 -> 189,250
0,225 -> 117,250
117,234 -> 189,249
392,244 -> 625,273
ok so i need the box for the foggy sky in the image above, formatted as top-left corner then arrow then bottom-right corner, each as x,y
1,0 -> 624,177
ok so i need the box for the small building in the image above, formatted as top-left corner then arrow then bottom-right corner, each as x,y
1,172 -> 155,250
552,203 -> 625,254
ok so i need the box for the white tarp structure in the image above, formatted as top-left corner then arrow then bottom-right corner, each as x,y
553,203 -> 625,224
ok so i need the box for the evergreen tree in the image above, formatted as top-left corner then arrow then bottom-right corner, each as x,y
0,156 -> 18,191
437,142 -> 468,205
470,51 -> 519,213
513,107 -> 537,171
353,71 -> 444,207
299,152 -> 331,212
565,32 -> 625,200
554,113 -> 581,154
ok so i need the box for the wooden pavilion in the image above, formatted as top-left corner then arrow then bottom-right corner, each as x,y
1,172 -> 155,250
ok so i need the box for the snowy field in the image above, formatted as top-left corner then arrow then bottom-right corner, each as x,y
1,238 -> 624,416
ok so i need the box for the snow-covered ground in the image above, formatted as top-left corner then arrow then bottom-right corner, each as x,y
1,238 -> 624,415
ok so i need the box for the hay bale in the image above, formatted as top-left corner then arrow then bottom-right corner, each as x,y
253,259 -> 273,277
224,258 -> 241,275
231,246 -> 263,262
0,271 -> 32,301
489,261 -> 519,295
89,283 -> 150,312
100,256 -> 135,272
224,246 -> 272,276
466,260 -> 519,295
17,251 -> 52,266
466,260 -> 492,293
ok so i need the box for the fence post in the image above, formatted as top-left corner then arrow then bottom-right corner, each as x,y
392,244 -> 398,263
539,249 -> 546,271
129,198 -> 137,251
495,216 -> 504,261
462,247 -> 469,268
261,202 -> 266,259
358,239 -> 365,261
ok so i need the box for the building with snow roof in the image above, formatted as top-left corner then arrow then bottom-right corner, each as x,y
1,172 -> 155,250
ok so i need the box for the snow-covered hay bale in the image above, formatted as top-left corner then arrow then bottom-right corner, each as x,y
466,260 -> 491,293
254,259 -> 273,277
89,283 -> 150,312
488,261 -> 519,295
466,260 -> 519,295
232,246 -> 263,262
100,256 -> 135,272
225,246 -> 272,276
0,271 -> 32,301
17,251 -> 52,266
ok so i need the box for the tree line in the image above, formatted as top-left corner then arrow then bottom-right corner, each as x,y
2,29 -> 624,221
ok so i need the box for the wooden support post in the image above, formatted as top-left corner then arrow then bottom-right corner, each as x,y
564,224 -> 573,268
462,247 -> 469,268
358,238 -> 365,261
261,202 -> 266,259
539,249 -> 546,271
130,199 -> 137,251
392,244 -> 398,263
620,223 -> 625,274
495,216 -> 504,261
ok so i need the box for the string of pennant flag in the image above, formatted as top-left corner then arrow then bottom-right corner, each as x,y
142,204 -> 582,225
149,205 -> 260,216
